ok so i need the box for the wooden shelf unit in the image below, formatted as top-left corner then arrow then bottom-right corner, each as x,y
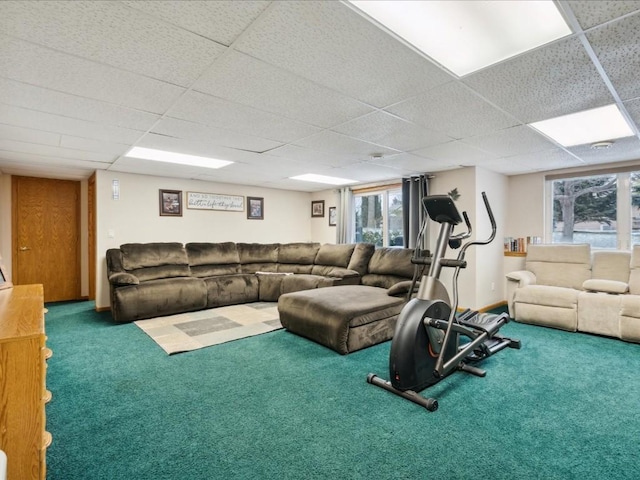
0,284 -> 50,480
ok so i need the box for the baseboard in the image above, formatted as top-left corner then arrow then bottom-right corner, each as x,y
95,306 -> 111,312
456,301 -> 507,313
478,301 -> 507,313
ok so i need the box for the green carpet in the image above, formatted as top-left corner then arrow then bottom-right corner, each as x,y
45,301 -> 640,479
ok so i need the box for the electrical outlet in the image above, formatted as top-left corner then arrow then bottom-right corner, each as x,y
491,282 -> 495,291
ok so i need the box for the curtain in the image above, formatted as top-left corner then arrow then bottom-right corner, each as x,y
336,187 -> 353,244
402,175 -> 429,249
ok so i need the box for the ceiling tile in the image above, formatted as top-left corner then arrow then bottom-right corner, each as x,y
484,148 -> 584,174
624,97 -> 640,125
233,1 -> 452,108
567,1 -> 640,30
0,138 -> 116,163
0,104 -> 143,144
0,78 -> 161,131
132,132 -> 269,165
331,111 -> 453,151
568,136 -> 640,164
412,140 -> 495,165
193,51 -> 374,128
387,82 -> 519,139
0,35 -> 185,114
0,123 -> 60,146
151,117 -> 282,153
267,144 -> 362,168
59,136 -> 130,156
463,125 -> 558,157
587,12 -> 640,101
0,0 -> 226,86
293,131 -> 399,159
122,0 -> 270,46
464,36 -> 613,123
0,149 -> 112,170
369,152 -> 458,173
167,91 -> 321,144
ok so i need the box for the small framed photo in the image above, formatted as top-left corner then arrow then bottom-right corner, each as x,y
311,200 -> 325,218
247,196 -> 264,220
328,207 -> 337,226
159,189 -> 182,216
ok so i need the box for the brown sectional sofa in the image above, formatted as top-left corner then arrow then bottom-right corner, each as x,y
106,241 -> 414,327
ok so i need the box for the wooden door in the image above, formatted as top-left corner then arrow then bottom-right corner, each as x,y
12,176 -> 81,302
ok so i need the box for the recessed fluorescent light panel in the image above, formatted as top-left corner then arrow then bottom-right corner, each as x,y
529,104 -> 635,147
124,147 -> 233,169
290,174 -> 357,185
348,0 -> 572,76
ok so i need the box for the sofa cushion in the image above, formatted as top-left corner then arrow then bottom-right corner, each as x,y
202,274 -> 259,307
238,243 -> 279,273
121,243 -> 192,281
620,295 -> 640,343
347,243 -> 375,275
525,244 -> 591,290
186,242 -> 241,277
582,279 -> 629,294
628,245 -> 640,295
314,243 -> 355,268
278,243 -> 320,264
121,242 -> 188,270
256,272 -> 291,301
515,285 -> 579,309
112,277 -> 207,322
591,250 -> 630,283
367,247 -> 415,278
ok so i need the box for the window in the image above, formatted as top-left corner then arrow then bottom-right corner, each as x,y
548,170 -> 639,250
353,187 -> 403,247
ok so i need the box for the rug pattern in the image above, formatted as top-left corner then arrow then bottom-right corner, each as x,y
134,302 -> 280,354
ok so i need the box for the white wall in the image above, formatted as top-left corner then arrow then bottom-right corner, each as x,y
95,171 -> 339,309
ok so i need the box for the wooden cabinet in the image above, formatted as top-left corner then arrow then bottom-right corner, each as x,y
0,285 -> 50,480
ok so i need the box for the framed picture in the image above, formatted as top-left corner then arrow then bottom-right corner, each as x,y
311,200 -> 325,218
328,207 -> 337,226
247,196 -> 264,220
159,189 -> 182,216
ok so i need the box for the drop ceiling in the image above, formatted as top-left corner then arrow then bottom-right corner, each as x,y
0,0 -> 639,192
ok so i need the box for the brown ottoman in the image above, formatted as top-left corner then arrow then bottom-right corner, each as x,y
277,285 -> 406,354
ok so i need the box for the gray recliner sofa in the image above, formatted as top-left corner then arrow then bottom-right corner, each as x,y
106,241 -> 409,324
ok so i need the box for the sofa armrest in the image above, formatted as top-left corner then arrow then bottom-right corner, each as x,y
326,268 -> 360,279
108,272 -> 140,286
506,270 -> 536,318
387,280 -> 419,298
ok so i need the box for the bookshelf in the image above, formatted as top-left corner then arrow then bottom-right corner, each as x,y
504,236 -> 541,255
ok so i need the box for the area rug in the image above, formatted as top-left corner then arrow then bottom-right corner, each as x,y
134,302 -> 281,355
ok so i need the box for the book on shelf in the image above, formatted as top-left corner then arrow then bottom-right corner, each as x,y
503,236 -> 542,253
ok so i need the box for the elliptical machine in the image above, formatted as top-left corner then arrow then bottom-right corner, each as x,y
367,192 -> 520,411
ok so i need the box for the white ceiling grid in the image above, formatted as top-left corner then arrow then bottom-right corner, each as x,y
0,0 -> 638,191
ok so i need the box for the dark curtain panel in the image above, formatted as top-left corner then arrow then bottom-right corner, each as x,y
402,175 -> 429,249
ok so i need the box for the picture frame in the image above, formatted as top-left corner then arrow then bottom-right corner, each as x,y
247,196 -> 264,220
159,189 -> 182,216
311,200 -> 325,218
328,207 -> 337,226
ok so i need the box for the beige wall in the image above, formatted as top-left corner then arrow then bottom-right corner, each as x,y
94,170 -> 339,309
430,166 -> 508,310
0,173 -> 11,277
